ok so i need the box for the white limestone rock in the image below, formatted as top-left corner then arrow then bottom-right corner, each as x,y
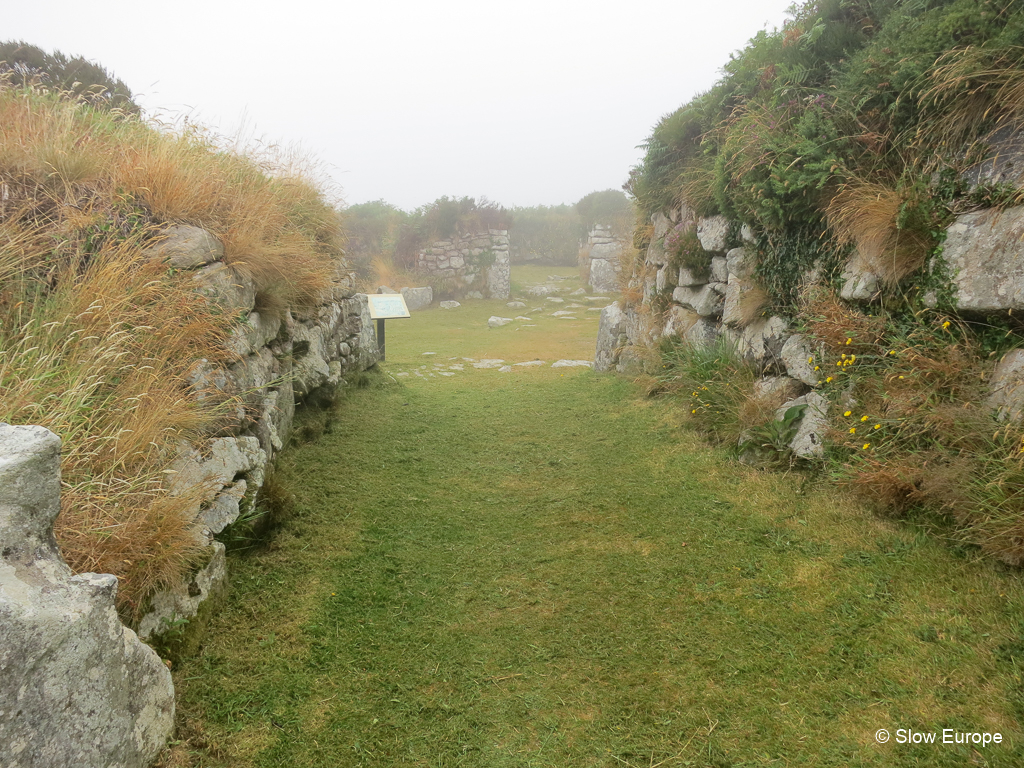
552,359 -> 594,368
840,251 -> 881,303
726,247 -> 755,280
440,300 -> 461,309
487,316 -> 514,328
589,257 -> 620,292
781,334 -> 825,387
684,317 -> 720,350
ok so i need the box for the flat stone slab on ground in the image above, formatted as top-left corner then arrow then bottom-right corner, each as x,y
546,297 -> 565,303
514,360 -> 546,367
488,316 -> 514,327
552,359 -> 594,368
473,359 -> 506,369
507,301 -> 527,308
440,301 -> 461,309
552,311 -> 575,317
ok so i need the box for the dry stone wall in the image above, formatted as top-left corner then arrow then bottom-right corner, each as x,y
595,202 -> 1024,458
581,225 -> 625,293
0,223 -> 380,765
415,230 -> 510,299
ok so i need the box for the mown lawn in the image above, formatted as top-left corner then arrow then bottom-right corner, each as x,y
168,271 -> 1024,767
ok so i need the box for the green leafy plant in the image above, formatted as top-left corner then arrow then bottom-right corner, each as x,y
737,403 -> 808,467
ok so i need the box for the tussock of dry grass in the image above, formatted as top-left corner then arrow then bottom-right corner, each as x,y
919,45 -> 1024,155
0,82 -> 344,617
825,179 -> 933,285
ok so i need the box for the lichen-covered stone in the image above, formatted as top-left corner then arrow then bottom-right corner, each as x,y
988,349 -> 1024,422
696,215 -> 730,252
939,206 -> 1024,313
595,302 -> 627,372
147,225 -> 223,270
401,286 -> 433,310
193,263 -> 256,314
672,284 -> 725,317
0,424 -> 174,768
776,391 -> 829,458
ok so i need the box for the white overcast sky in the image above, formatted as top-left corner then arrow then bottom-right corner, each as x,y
7,0 -> 793,211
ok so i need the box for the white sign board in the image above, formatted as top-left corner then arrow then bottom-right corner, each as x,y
366,294 -> 411,319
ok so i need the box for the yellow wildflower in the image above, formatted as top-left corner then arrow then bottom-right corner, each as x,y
844,410 -> 852,417
846,338 -> 852,345
862,443 -> 870,450
874,424 -> 880,430
861,415 -> 868,422
849,427 -> 857,434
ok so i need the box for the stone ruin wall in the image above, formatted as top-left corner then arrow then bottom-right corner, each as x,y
0,224 -> 380,767
415,229 -> 510,299
595,197 -> 1024,460
580,224 -> 625,293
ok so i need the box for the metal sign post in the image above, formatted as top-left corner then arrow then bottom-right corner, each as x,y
365,294 -> 411,362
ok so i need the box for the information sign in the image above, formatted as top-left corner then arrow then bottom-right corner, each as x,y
367,294 -> 411,319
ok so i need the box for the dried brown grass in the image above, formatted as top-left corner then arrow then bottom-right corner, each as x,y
737,285 -> 771,327
919,45 -> 1024,156
0,83 -> 344,616
824,179 -> 932,285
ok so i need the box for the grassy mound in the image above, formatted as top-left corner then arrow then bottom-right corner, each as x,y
0,81 -> 344,618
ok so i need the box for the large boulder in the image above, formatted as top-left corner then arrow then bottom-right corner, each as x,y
0,424 -> 175,768
938,206 -> 1024,313
401,286 -> 433,311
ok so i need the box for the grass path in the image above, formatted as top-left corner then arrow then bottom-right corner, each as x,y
172,275 -> 1024,767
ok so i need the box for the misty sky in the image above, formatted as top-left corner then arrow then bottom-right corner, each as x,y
7,0 -> 793,211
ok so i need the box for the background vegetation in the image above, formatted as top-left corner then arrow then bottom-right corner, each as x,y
344,190 -> 633,288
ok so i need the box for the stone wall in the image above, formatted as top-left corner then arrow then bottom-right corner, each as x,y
0,223 -> 379,765
581,224 -> 625,293
136,225 -> 379,646
595,203 -> 1024,458
415,229 -> 510,299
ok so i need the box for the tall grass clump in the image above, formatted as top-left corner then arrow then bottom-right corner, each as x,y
0,80 -> 344,618
653,336 -> 756,446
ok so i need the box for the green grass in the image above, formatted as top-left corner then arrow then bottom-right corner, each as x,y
169,272 -> 1024,767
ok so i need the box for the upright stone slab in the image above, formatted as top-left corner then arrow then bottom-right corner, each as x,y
0,424 -> 175,768
595,302 -> 627,372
